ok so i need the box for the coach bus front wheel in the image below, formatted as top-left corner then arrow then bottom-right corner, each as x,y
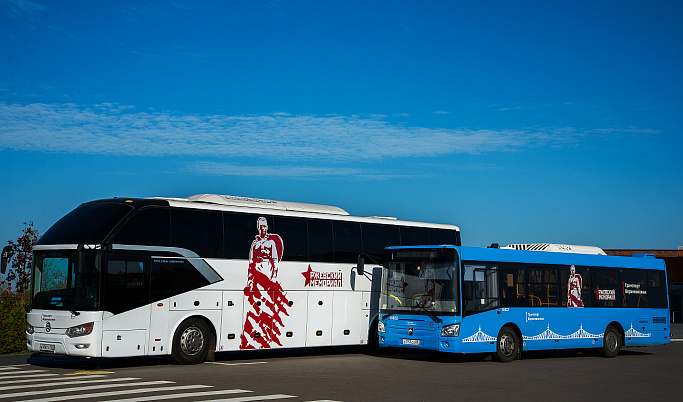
171,318 -> 210,364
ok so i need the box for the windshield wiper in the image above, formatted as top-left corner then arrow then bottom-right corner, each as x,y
61,300 -> 80,316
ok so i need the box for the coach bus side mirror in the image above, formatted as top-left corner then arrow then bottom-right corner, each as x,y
356,256 -> 365,276
1,245 -> 12,275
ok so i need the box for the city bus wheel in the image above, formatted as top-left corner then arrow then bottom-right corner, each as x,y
495,326 -> 519,363
600,326 -> 621,358
171,318 -> 210,364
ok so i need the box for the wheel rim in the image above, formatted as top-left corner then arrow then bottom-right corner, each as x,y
499,332 -> 516,357
180,326 -> 204,356
605,332 -> 618,352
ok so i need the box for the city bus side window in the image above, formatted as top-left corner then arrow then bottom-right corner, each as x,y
591,268 -> 619,308
528,265 -> 561,307
647,270 -> 668,309
621,269 -> 648,308
499,264 -> 527,307
463,262 -> 500,315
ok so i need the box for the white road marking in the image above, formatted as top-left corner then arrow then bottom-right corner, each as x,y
105,389 -> 253,402
208,361 -> 268,366
0,380 -> 174,399
15,384 -> 211,402
0,376 -> 137,391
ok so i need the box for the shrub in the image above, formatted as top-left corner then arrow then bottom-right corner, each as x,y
0,290 -> 27,354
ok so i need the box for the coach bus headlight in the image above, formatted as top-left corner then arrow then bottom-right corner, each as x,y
378,320 -> 386,333
440,324 -> 460,337
26,323 -> 34,334
66,322 -> 94,338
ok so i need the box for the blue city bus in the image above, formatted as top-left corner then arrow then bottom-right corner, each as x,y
378,245 -> 670,362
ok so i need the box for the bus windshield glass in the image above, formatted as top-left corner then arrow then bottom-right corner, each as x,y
381,247 -> 459,315
31,250 -> 100,312
37,202 -> 134,245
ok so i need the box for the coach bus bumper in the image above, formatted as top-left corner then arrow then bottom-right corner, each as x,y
26,310 -> 101,357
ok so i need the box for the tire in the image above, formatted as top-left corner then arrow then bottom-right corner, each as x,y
495,326 -> 520,363
600,325 -> 621,358
171,318 -> 210,364
364,318 -> 383,355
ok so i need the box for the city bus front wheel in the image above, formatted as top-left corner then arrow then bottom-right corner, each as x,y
171,318 -> 210,364
494,326 -> 520,363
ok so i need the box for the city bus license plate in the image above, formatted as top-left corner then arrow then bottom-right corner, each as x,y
40,343 -> 55,353
402,339 -> 420,345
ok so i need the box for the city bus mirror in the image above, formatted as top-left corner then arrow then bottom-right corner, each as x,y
1,245 -> 12,275
356,256 -> 365,276
463,281 -> 474,301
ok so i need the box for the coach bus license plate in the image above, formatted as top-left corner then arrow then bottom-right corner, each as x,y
402,339 -> 420,345
40,343 -> 56,353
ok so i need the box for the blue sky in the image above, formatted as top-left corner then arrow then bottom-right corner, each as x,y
1,0 -> 681,249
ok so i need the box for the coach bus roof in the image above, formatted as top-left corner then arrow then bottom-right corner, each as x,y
155,193 -> 351,216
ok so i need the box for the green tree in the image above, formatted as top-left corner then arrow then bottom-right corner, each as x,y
2,222 -> 39,294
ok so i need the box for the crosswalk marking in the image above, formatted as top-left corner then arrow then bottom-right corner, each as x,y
0,373 -> 58,381
0,370 -> 49,376
208,361 -> 269,366
17,384 -> 212,402
0,380 -> 174,399
0,376 -> 138,391
201,395 -> 298,402
105,389 -> 253,402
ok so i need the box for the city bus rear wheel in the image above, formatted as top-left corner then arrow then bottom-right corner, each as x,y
600,325 -> 621,358
171,318 -> 210,364
495,326 -> 519,363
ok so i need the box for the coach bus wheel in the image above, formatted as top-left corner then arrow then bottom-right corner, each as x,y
495,326 -> 519,363
601,326 -> 621,358
171,318 -> 210,364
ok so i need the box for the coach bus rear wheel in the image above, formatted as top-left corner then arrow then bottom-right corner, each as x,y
495,326 -> 519,363
601,325 -> 621,358
171,318 -> 210,364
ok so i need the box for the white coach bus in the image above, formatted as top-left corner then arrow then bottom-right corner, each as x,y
26,194 -> 460,363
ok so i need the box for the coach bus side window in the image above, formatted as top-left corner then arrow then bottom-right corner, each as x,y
308,219 -> 333,263
428,229 -> 457,246
621,269 -> 648,308
103,257 -> 149,315
400,226 -> 429,247
225,213 -> 262,259
113,207 -> 170,247
273,217 -> 308,262
150,258 -> 210,302
172,209 -> 224,258
333,221 -> 361,263
362,224 -> 400,261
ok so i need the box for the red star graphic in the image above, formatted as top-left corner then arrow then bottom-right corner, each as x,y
302,265 -> 313,286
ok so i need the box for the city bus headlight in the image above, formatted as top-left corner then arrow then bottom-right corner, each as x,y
26,323 -> 34,334
440,324 -> 460,337
66,322 -> 94,338
378,320 -> 386,333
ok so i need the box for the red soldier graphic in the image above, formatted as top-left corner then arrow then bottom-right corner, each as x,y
567,265 -> 584,307
240,217 -> 290,349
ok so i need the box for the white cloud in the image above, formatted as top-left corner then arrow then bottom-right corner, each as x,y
0,102 -> 588,161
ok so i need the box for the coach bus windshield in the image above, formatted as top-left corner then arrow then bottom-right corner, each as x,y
31,249 -> 100,312
381,247 -> 459,316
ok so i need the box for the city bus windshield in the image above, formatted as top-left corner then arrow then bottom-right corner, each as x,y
381,248 -> 459,316
31,250 -> 100,312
